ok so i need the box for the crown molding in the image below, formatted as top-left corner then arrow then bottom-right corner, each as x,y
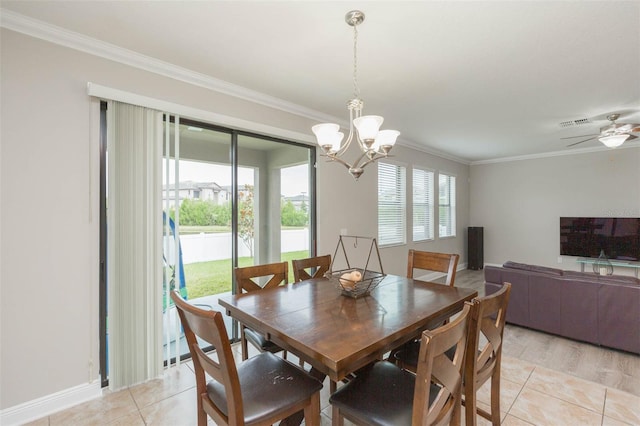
470,142 -> 639,166
0,9 -> 339,124
398,138 -> 471,165
0,8 -> 475,166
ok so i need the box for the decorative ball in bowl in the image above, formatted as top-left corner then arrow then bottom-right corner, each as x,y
328,269 -> 385,298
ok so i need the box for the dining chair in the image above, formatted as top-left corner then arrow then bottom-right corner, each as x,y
291,254 -> 331,282
390,250 -> 460,371
463,282 -> 511,426
170,290 -> 322,426
235,261 -> 289,360
407,249 -> 460,285
329,303 -> 471,426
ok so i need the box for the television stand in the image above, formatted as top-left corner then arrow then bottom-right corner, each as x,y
576,258 -> 640,277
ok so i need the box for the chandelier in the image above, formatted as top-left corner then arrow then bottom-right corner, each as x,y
312,10 -> 400,180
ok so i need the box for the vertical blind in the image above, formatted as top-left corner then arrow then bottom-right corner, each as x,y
438,173 -> 456,237
378,162 -> 406,246
107,102 -> 164,389
413,168 -> 434,241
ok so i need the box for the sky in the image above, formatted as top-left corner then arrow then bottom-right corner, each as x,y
164,159 -> 309,196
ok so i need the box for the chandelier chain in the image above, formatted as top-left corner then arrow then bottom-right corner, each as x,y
352,23 -> 360,100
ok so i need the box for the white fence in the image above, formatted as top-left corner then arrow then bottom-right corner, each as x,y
175,228 -> 310,264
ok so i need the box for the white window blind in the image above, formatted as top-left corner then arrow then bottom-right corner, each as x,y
438,173 -> 456,237
107,102 -> 164,390
378,162 -> 406,246
413,168 -> 434,241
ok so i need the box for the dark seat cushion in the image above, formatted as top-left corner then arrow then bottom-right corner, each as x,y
330,361 -> 439,426
206,352 -> 322,424
393,341 -> 456,369
244,327 -> 283,353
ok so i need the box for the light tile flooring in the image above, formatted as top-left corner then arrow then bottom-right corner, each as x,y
24,270 -> 640,425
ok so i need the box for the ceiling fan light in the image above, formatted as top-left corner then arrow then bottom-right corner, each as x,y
599,134 -> 629,148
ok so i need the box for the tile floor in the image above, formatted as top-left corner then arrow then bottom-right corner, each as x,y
23,341 -> 640,426
21,270 -> 640,425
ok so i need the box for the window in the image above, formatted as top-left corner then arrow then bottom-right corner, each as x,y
438,173 -> 456,237
378,162 -> 406,246
413,168 -> 434,241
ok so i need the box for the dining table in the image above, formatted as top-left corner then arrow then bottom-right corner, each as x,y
218,273 -> 477,425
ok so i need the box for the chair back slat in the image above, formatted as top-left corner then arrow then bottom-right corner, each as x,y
413,303 -> 471,426
407,250 -> 459,286
464,282 -> 512,426
235,261 -> 288,293
292,255 -> 331,282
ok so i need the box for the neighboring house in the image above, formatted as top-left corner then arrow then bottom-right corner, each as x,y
163,181 -> 227,207
221,185 -> 250,201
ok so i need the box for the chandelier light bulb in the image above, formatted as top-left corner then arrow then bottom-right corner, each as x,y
374,130 -> 400,153
312,123 -> 344,152
353,115 -> 384,141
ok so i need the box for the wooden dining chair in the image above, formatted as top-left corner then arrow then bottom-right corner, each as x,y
170,290 -> 322,426
463,282 -> 511,426
235,261 -> 289,360
330,303 -> 471,426
407,249 -> 460,285
291,254 -> 331,282
391,250 -> 461,371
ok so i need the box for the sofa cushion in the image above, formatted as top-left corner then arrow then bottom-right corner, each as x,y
563,270 -> 639,285
598,284 -> 640,353
502,261 -> 564,276
599,274 -> 640,285
484,266 -> 503,285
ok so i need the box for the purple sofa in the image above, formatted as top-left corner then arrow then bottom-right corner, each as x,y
485,261 -> 640,354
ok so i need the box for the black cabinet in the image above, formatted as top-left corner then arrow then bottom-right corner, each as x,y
468,227 -> 484,270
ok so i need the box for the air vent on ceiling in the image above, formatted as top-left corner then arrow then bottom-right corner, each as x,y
559,117 -> 591,128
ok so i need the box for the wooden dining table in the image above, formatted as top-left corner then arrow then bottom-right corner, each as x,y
218,273 -> 477,424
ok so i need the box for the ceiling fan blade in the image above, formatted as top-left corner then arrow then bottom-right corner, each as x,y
627,134 -> 638,140
560,134 -> 598,140
567,136 -> 597,147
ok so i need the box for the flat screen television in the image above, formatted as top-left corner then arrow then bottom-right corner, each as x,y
560,217 -> 640,261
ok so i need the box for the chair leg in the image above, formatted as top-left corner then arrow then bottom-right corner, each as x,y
303,392 -> 321,426
240,327 -> 249,361
452,389 -> 462,426
330,380 -> 337,393
331,406 -> 345,426
464,387 -> 477,426
489,366 -> 501,425
197,396 -> 207,426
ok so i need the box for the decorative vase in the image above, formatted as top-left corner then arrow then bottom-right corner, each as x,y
593,249 -> 613,276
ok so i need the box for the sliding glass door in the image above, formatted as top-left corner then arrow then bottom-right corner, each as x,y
161,119 -> 316,363
100,106 -> 316,385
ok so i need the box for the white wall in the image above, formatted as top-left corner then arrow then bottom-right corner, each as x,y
317,144 -> 470,275
470,148 -> 640,269
0,28 -> 470,413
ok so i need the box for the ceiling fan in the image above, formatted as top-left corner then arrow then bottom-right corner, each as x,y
562,113 -> 640,148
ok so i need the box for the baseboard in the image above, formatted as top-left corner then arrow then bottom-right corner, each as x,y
0,380 -> 102,426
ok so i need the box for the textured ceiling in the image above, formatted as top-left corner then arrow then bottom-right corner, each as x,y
2,1 -> 639,162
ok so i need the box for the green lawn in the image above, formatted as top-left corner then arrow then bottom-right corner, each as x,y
183,250 -> 309,299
